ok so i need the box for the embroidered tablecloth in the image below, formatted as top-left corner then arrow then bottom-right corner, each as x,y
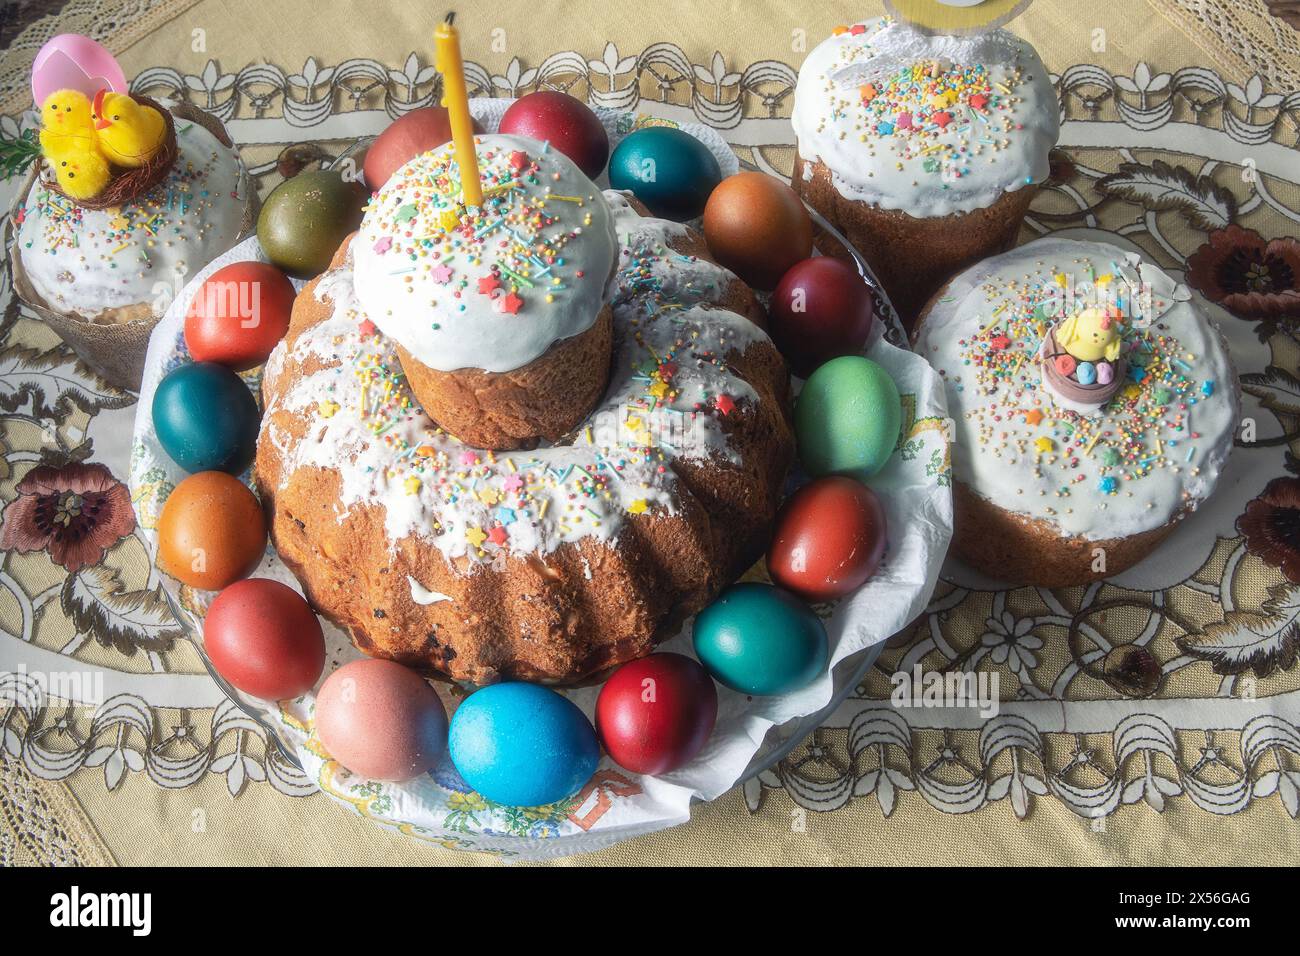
2,0 -> 1300,865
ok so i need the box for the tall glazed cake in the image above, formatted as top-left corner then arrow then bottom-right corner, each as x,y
352,133 -> 619,450
791,17 -> 1059,326
913,237 -> 1240,586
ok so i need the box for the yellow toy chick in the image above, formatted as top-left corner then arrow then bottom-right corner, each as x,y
38,90 -> 111,200
1056,306 -> 1124,364
91,90 -> 166,168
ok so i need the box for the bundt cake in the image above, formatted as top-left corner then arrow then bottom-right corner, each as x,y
255,188 -> 794,684
352,133 -> 619,451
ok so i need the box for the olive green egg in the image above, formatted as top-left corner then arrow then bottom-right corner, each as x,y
256,169 -> 368,279
794,356 -> 902,480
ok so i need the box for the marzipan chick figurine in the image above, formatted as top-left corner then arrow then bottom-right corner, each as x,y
1056,305 -> 1123,363
38,90 -> 110,200
92,90 -> 166,168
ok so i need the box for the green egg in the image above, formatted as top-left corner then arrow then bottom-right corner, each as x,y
257,169 -> 368,279
693,583 -> 827,696
795,356 -> 902,480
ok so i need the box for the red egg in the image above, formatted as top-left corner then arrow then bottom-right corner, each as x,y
363,106 -> 481,190
184,262 -> 296,371
499,91 -> 609,180
770,257 -> 877,378
315,659 -> 448,782
595,653 -> 718,775
204,579 -> 325,700
767,477 -> 887,602
702,172 -> 813,290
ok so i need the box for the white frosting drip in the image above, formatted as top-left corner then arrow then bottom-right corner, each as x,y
261,193 -> 768,564
352,133 -> 618,374
791,18 -> 1059,217
914,238 -> 1239,542
16,117 -> 251,317
407,576 -> 453,605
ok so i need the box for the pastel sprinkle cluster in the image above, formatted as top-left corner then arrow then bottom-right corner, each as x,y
826,21 -> 1029,187
23,137 -> 229,278
949,276 -> 1217,508
365,141 -> 598,329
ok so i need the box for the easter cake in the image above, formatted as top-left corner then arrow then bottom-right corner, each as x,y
913,237 -> 1239,586
8,39 -> 252,388
256,177 -> 793,684
790,16 -> 1058,326
352,134 -> 619,451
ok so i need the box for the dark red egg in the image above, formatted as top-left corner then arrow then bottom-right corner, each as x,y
769,257 -> 876,378
595,653 -> 718,775
767,477 -> 887,602
204,578 -> 325,700
499,91 -> 609,179
363,106 -> 481,190
184,262 -> 296,371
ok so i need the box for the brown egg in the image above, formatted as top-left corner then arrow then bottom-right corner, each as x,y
157,471 -> 267,590
702,172 -> 813,290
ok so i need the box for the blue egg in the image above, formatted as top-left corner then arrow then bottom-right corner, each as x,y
693,583 -> 828,696
448,683 -> 599,808
152,362 -> 260,474
608,127 -> 722,221
1076,361 -> 1097,385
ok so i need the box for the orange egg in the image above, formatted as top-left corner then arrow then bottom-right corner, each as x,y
702,172 -> 813,290
157,471 -> 267,590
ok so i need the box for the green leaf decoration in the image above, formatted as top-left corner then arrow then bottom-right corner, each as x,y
0,127 -> 41,182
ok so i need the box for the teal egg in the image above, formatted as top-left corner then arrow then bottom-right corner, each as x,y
153,362 -> 260,474
608,127 -> 722,221
795,356 -> 901,480
448,682 -> 599,808
693,583 -> 828,696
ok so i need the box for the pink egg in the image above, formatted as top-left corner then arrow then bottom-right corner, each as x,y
32,34 -> 128,104
314,659 -> 448,782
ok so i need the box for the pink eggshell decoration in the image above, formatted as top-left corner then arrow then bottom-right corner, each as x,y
31,34 -> 128,105
314,659 -> 448,782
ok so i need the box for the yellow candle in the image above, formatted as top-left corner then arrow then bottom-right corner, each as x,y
434,19 -> 483,207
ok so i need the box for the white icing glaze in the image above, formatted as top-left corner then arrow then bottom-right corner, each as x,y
261,192 -> 767,564
352,133 -> 618,374
914,237 -> 1238,541
407,575 -> 453,605
16,116 -> 251,318
791,17 -> 1059,217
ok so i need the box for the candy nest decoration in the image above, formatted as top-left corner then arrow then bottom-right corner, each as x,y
128,94 -> 952,858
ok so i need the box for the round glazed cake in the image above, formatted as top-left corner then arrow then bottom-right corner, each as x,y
791,16 -> 1059,324
12,113 -> 252,325
353,133 -> 619,450
914,237 -> 1240,586
256,190 -> 793,684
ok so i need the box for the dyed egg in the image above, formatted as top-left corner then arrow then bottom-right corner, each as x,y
204,579 -> 325,700
184,262 -> 296,371
770,257 -> 876,377
702,172 -> 813,290
152,362 -> 260,474
795,356 -> 902,480
449,682 -> 599,807
315,659 -> 448,782
607,126 -> 721,221
767,477 -> 887,602
257,169 -> 368,278
693,583 -> 828,696
156,471 -> 267,590
363,106 -> 479,190
595,653 -> 718,775
499,91 -> 609,180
